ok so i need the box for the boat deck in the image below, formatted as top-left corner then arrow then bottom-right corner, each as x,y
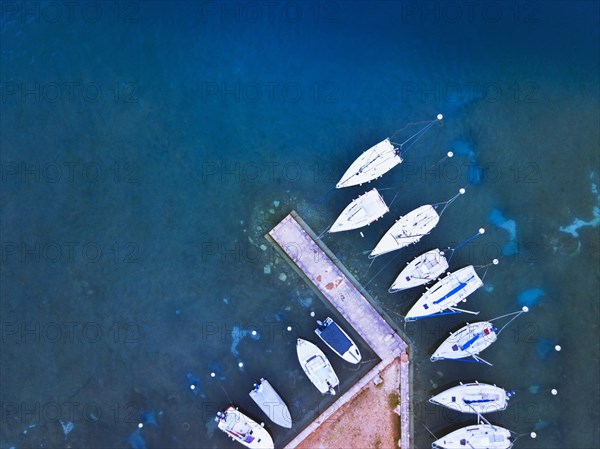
266,211 -> 411,449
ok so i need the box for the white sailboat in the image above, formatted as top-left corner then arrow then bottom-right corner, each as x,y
429,382 -> 514,414
432,424 -> 513,449
249,378 -> 292,428
389,248 -> 449,292
336,115 -> 443,189
296,338 -> 339,395
215,405 -> 274,449
404,266 -> 483,321
329,188 -> 389,233
370,204 -> 440,258
315,317 -> 362,364
336,139 -> 402,189
430,322 -> 497,363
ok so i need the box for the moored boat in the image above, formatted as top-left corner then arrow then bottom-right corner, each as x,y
336,139 -> 402,189
432,424 -> 513,449
296,338 -> 339,395
429,382 -> 514,414
431,322 -> 497,363
315,317 -> 362,364
404,265 -> 483,320
330,188 -> 389,233
370,204 -> 440,258
389,248 -> 449,292
215,405 -> 274,449
249,378 -> 292,428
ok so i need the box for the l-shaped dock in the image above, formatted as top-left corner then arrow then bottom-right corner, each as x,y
267,211 -> 411,449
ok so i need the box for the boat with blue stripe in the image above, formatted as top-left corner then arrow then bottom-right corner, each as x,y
405,265 -> 483,321
429,382 -> 514,414
430,322 -> 497,364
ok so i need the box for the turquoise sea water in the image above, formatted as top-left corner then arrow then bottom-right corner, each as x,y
1,1 -> 599,448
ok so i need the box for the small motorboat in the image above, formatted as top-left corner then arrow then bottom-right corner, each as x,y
370,204 -> 440,258
249,378 -> 292,428
432,424 -> 513,449
296,338 -> 339,395
315,317 -> 362,364
431,322 -> 497,363
389,248 -> 449,292
429,382 -> 514,414
404,265 -> 483,320
329,188 -> 389,233
215,405 -> 274,449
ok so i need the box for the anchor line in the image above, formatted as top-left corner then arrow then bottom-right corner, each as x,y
447,229 -> 485,262
433,189 -> 467,217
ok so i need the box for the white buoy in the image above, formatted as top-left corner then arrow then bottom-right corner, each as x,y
210,372 -> 216,378
555,345 -> 562,352
447,151 -> 454,158
190,384 -> 195,390
287,326 -> 292,331
493,259 -> 499,265
479,228 -> 485,234
551,388 -> 558,395
251,330 -> 257,336
531,432 -> 537,439
522,306 -> 529,312
310,311 -> 315,317
437,113 -> 443,120
238,362 -> 244,368
138,423 -> 143,429
459,188 -> 466,194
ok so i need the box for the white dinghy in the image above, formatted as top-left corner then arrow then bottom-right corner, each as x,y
216,405 -> 274,449
389,248 -> 449,292
370,204 -> 440,258
315,317 -> 362,364
336,115 -> 443,189
432,424 -> 513,449
430,322 -> 497,363
296,338 -> 339,395
404,265 -> 483,321
249,378 -> 292,428
429,382 -> 514,415
330,188 -> 389,233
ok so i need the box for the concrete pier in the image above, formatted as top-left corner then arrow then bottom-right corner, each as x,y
266,211 -> 411,449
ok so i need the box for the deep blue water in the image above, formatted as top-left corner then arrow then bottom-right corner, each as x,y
1,1 -> 599,448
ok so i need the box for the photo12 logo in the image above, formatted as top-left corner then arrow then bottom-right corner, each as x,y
401,81 -> 540,104
0,1 -> 140,24
1,241 -> 140,263
1,81 -> 139,104
201,81 -> 339,104
197,1 -> 340,24
1,161 -> 140,184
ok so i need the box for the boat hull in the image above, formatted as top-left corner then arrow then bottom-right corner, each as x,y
389,248 -> 448,292
249,378 -> 292,428
431,322 -> 497,361
370,205 -> 439,258
315,317 -> 362,364
336,139 -> 401,189
216,406 -> 274,449
429,382 -> 510,414
297,338 -> 339,394
405,265 -> 483,320
330,188 -> 389,233
432,424 -> 513,449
